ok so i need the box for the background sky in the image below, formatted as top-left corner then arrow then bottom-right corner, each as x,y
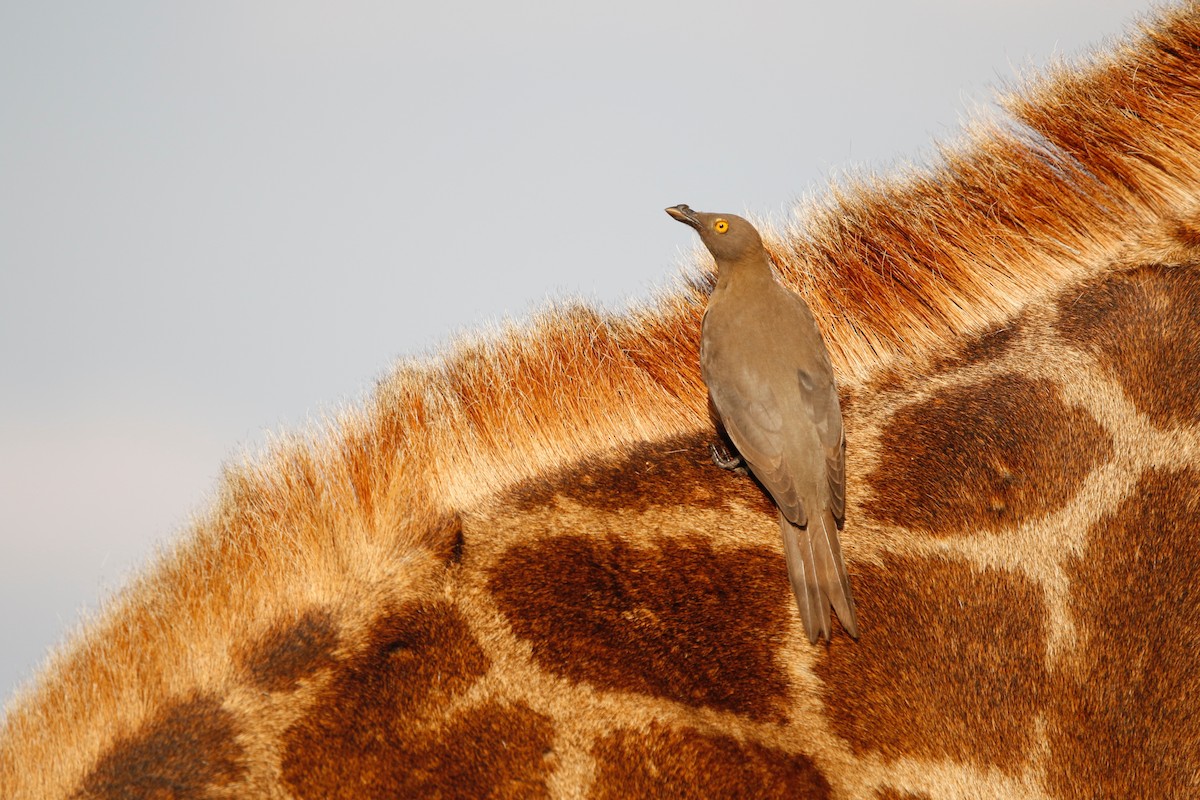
0,0 -> 1154,705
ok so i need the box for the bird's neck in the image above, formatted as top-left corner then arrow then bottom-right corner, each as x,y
714,255 -> 776,293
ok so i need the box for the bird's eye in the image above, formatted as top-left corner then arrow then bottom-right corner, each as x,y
714,219 -> 729,234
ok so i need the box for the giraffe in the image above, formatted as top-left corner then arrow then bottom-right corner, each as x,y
4,3 -> 1200,798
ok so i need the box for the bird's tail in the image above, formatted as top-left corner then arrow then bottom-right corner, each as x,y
779,509 -> 858,643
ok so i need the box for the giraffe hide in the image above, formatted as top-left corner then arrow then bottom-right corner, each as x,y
6,3 -> 1200,799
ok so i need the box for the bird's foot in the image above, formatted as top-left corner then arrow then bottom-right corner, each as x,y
710,442 -> 748,474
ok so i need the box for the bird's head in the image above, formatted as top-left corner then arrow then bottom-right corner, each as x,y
665,204 -> 765,264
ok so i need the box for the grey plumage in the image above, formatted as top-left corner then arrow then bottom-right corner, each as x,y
666,204 -> 858,643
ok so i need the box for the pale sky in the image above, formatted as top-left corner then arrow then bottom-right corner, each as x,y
0,0 -> 1155,704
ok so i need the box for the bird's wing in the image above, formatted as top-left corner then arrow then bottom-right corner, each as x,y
801,367 -> 846,526
708,379 -> 808,526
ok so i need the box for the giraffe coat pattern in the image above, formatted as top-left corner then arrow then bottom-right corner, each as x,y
6,3 -> 1200,798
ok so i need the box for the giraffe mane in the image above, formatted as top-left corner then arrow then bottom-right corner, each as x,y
350,0 -> 1200,508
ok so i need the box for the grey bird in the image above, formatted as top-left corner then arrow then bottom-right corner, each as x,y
666,204 -> 858,643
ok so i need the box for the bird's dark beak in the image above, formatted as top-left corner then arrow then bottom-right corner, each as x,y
665,204 -> 701,230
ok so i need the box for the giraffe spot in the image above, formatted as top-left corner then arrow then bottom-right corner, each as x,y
866,373 -> 1111,535
447,521 -> 466,564
429,511 -> 466,565
869,320 -> 1021,394
237,608 -> 339,692
488,535 -> 791,721
875,791 -> 932,800
1045,467 -> 1200,798
503,433 -> 774,517
286,700 -> 553,799
839,385 -> 859,419
1055,263 -> 1200,425
280,601 -> 531,798
952,320 -> 1020,368
816,554 -> 1047,773
1169,215 -> 1200,250
590,723 -> 830,800
287,601 -> 486,729
71,694 -> 245,799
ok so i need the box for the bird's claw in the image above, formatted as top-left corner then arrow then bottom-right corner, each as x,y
710,442 -> 747,474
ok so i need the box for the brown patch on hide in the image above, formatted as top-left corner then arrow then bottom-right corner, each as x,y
280,601 -> 541,798
837,386 -> 858,420
817,555 -> 1047,773
951,320 -> 1020,368
1045,468 -> 1200,798
504,433 -> 773,517
590,723 -> 830,800
286,699 -> 553,799
866,373 -> 1111,534
238,608 -> 339,692
1169,216 -> 1200,251
432,512 -> 466,565
1055,264 -> 1200,426
868,309 -> 1021,395
875,790 -> 932,800
488,535 -> 791,721
72,694 -> 245,799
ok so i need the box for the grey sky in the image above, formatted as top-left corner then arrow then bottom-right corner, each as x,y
1,1 -> 1153,705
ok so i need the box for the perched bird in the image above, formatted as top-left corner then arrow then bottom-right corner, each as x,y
666,204 -> 858,643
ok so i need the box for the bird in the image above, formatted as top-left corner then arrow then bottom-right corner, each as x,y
666,204 -> 858,643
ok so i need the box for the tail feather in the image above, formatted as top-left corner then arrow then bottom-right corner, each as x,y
779,509 -> 858,642
812,508 -> 858,639
779,511 -> 824,643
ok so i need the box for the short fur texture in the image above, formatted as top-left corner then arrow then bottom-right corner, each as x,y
6,3 -> 1200,798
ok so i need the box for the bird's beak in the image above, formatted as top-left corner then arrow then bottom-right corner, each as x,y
665,204 -> 701,230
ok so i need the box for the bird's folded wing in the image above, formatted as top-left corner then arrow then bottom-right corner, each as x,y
709,382 -> 808,526
805,374 -> 845,526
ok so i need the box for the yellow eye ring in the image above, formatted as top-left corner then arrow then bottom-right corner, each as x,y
714,219 -> 729,234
